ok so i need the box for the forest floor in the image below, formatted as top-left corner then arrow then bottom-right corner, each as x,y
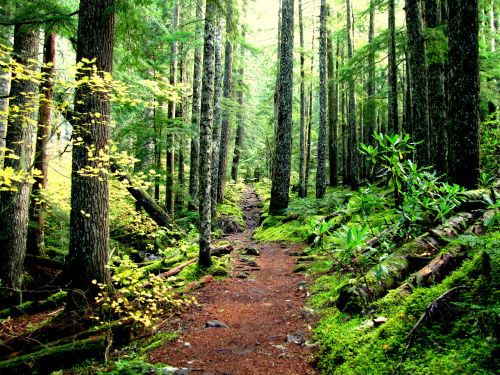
149,186 -> 318,374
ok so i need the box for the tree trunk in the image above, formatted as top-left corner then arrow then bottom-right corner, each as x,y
387,0 -> 399,134
269,0 -> 294,215
305,27 -> 315,196
316,0 -> 327,199
231,27 -> 245,182
176,46 -> 186,207
216,6 -> 233,204
366,0 -> 376,145
0,37 -> 11,169
424,0 -> 447,175
0,24 -> 39,303
211,20 -> 223,217
188,0 -> 203,209
198,0 -> 216,267
27,32 -> 56,256
66,0 -> 115,299
327,14 -> 339,188
298,0 -> 307,197
405,0 -> 429,165
345,0 -> 358,189
166,4 -> 179,217
447,0 -> 480,189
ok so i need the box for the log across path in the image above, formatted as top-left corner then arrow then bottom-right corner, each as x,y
150,186 -> 318,374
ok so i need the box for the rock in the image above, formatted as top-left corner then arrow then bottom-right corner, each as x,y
236,273 -> 249,279
301,307 -> 316,321
289,251 -> 300,256
183,342 -> 192,348
245,246 -> 260,256
373,316 -> 388,325
200,275 -> 215,284
249,289 -> 266,294
285,331 -> 306,344
293,264 -> 308,273
205,319 -> 228,328
297,281 -> 308,290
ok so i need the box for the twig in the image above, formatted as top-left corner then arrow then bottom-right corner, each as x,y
392,285 -> 471,375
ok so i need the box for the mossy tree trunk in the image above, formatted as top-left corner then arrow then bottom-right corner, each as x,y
269,0 -> 294,215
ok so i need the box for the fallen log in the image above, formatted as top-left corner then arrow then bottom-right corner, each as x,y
0,336 -> 107,375
0,290 -> 67,319
156,257 -> 198,279
397,244 -> 467,295
335,212 -> 475,313
211,244 -> 234,257
110,163 -> 184,235
141,257 -> 199,288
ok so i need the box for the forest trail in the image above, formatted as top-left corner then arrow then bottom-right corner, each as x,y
150,186 -> 318,374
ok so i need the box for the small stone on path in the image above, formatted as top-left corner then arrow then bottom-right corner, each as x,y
205,320 -> 228,328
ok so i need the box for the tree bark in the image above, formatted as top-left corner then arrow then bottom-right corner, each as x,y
424,0 -> 447,175
405,0 -> 429,165
447,0 -> 480,189
188,0 -> 203,209
387,0 -> 399,134
231,33 -> 245,182
269,0 -> 294,215
66,0 -> 115,299
198,0 -> 216,267
327,12 -> 339,187
166,4 -> 179,217
211,19 -> 223,217
316,0 -> 327,199
27,32 -> 56,256
216,6 -> 233,204
0,24 -> 39,302
345,0 -> 358,189
298,0 -> 307,197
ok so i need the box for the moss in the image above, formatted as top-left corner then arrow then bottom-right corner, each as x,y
253,216 -> 311,242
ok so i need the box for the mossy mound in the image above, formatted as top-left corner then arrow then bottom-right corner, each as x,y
310,231 -> 500,375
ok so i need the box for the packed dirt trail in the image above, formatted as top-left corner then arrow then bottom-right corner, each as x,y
150,186 -> 318,374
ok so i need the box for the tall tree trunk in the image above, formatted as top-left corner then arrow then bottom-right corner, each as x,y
269,0 -> 294,215
328,26 -> 339,187
366,0 -> 376,144
316,0 -> 327,199
198,0 -> 216,267
27,32 -> 56,256
346,0 -> 358,189
188,0 -> 203,209
447,0 -> 480,189
388,0 -> 399,134
0,24 -> 39,303
166,4 -> 179,217
66,0 -> 115,300
231,27 -> 246,182
298,0 -> 307,197
305,25 -> 315,196
210,20 -> 223,217
216,6 -> 233,203
176,45 -> 186,207
424,0 -> 447,175
405,0 -> 429,166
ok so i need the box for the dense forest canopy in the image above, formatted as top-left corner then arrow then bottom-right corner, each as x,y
0,0 -> 498,373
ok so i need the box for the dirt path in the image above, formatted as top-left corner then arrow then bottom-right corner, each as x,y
150,186 -> 317,374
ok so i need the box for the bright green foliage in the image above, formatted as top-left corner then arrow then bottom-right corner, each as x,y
90,256 -> 195,328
